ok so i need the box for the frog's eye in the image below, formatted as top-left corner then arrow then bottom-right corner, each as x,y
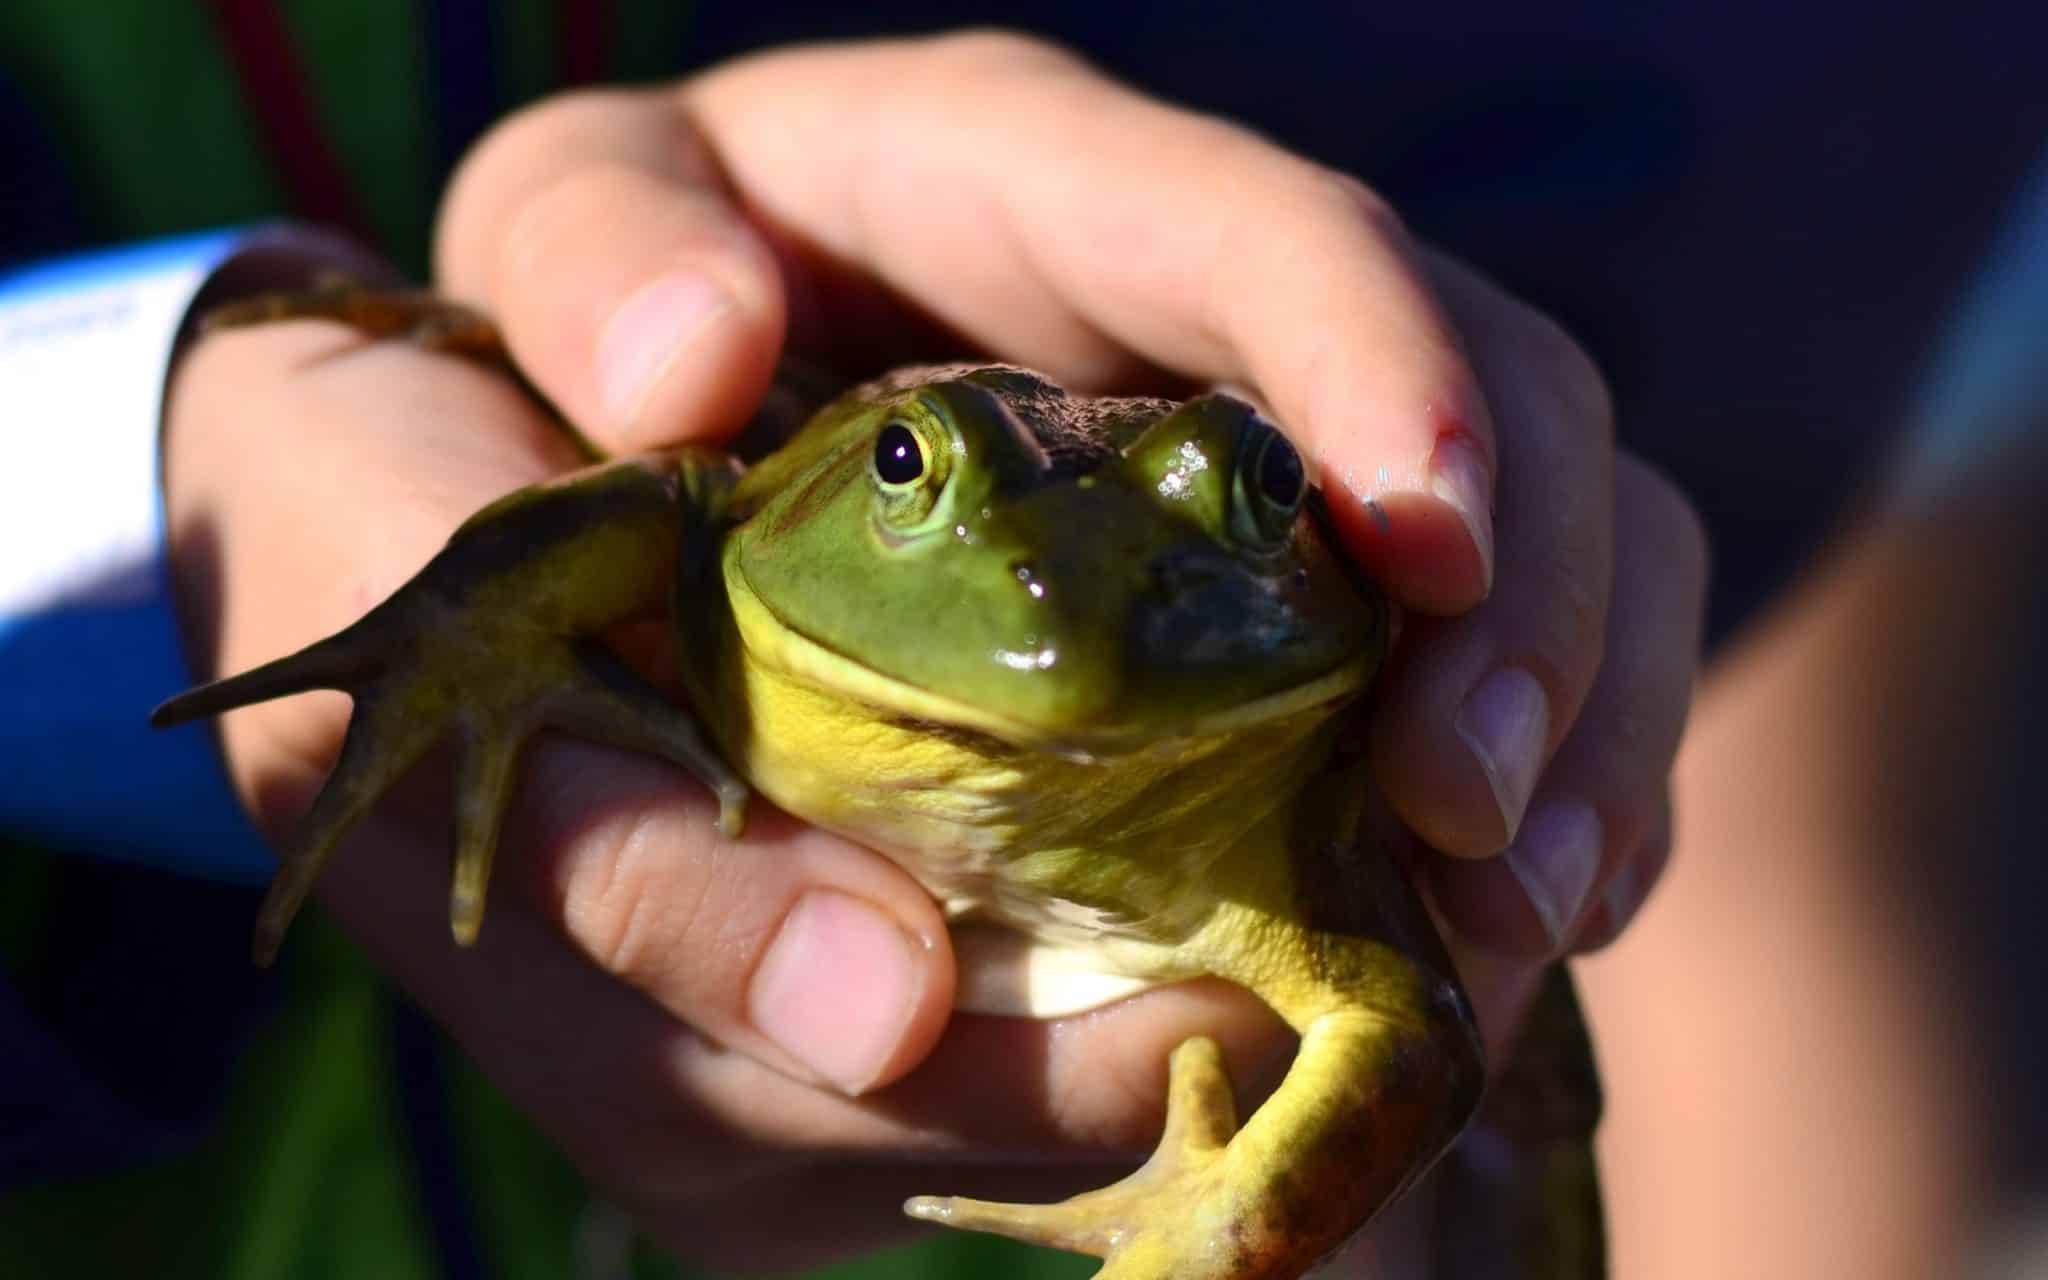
869,416 -> 955,532
871,421 -> 928,489
1231,419 -> 1306,551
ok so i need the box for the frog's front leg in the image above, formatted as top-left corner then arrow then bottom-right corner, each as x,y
152,453 -> 748,963
908,896 -> 1482,1278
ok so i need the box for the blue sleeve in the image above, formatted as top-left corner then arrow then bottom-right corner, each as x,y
0,228 -> 387,884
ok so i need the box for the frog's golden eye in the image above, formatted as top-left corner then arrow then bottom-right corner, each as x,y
869,416 -> 955,533
871,421 -> 928,489
1231,419 -> 1306,551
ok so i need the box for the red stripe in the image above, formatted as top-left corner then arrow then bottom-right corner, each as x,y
205,0 -> 371,240
556,0 -> 614,86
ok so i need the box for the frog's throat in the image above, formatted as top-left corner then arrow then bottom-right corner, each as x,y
722,559 -> 1369,757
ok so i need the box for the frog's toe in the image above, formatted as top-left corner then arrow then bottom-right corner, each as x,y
153,596 -> 747,962
905,1036 -> 1247,1275
448,717 -> 524,946
251,687 -> 445,964
536,646 -> 749,840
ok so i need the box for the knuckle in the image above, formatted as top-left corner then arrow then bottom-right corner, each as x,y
928,27 -> 1088,74
1622,454 -> 1711,589
1313,167 -> 1413,247
1520,307 -> 1614,446
1571,796 -> 1670,953
476,87 -> 644,163
566,800 -> 717,989
1514,547 -> 1610,707
497,162 -> 630,284
1612,797 -> 1673,910
443,88 -> 652,240
1576,712 -> 1669,809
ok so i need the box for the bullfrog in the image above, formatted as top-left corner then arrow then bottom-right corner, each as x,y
155,290 -> 1598,1279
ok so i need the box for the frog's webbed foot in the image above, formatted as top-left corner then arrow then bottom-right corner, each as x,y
152,460 -> 747,964
908,993 -> 1480,1279
906,1036 -> 1241,1267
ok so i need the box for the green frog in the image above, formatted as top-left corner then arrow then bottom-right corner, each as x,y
155,290 -> 1599,1279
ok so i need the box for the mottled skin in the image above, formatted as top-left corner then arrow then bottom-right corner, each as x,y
156,291 -> 1596,1278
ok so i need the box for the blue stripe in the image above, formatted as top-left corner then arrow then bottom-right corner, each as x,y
0,229 -> 273,885
0,600 -> 274,885
0,229 -> 246,304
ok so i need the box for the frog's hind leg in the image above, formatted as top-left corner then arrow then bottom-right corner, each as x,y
152,456 -> 748,963
202,283 -> 600,459
154,641 -> 442,964
905,761 -> 1491,1280
906,922 -> 1484,1279
204,280 -> 502,361
906,1035 -> 1241,1257
1434,965 -> 1607,1279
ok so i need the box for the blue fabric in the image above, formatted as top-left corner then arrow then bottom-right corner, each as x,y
0,228 -> 245,301
0,600 -> 273,886
0,231 -> 276,886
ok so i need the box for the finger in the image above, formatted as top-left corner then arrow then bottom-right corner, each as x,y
509,740 -> 958,1096
1371,255 -> 1618,853
1430,456 -> 1707,953
435,90 -> 786,452
323,810 -> 1290,1198
1570,796 -> 1673,953
676,31 -> 1498,611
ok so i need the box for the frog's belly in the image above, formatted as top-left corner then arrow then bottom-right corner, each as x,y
944,919 -> 1170,1017
734,714 -> 1209,1017
884,825 -> 1195,1019
709,621 -> 1321,1016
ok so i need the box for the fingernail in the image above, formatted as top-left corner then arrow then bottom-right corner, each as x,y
1430,434 -> 1496,594
1455,667 -> 1550,839
1504,799 -> 1603,951
750,891 -> 921,1094
596,271 -> 732,425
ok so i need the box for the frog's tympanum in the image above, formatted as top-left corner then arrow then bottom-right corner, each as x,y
157,292 -> 1601,1279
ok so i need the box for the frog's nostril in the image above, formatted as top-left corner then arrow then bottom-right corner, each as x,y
1011,561 -> 1046,600
1149,550 -> 1229,597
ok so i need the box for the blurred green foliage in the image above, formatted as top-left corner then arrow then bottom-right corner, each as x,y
0,902 -> 1090,1279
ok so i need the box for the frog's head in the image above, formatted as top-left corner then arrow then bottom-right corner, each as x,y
729,366 -> 1386,753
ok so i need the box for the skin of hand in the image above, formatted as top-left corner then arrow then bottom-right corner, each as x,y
162,31 -> 1706,1273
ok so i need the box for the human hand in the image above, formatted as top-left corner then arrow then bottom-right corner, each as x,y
165,29 -> 1706,1274
436,30 -> 1706,1012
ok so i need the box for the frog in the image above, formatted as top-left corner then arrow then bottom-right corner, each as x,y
154,288 -> 1601,1280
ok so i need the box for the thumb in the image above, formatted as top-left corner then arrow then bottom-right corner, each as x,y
436,88 -> 787,452
508,744 -> 959,1096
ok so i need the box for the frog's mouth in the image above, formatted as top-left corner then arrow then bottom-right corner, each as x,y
725,560 -> 1373,759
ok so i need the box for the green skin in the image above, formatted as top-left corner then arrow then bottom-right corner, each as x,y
156,292 -> 1600,1280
